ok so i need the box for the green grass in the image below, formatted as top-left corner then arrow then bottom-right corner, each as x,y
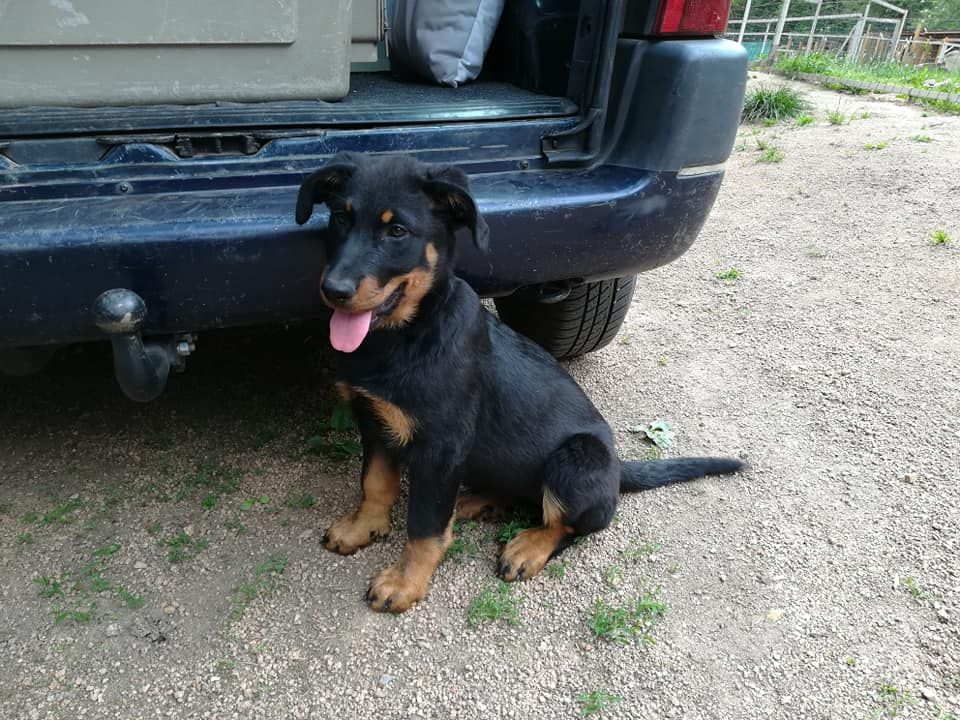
587,591 -> 667,646
444,536 -> 479,563
874,682 -> 915,718
901,575 -> 930,601
827,108 -> 846,125
495,511 -> 534,544
932,230 -> 951,246
911,134 -> 933,143
754,137 -> 784,163
164,531 -> 209,563
741,86 -> 807,123
845,656 -> 857,667
715,267 -> 743,281
16,532 -> 34,545
621,541 -> 662,562
545,561 -> 567,580
467,581 -> 522,627
39,497 -> 83,525
920,98 -> 960,115
35,576 -> 66,598
284,493 -> 316,510
601,564 -> 624,589
863,141 -> 888,150
177,461 -> 242,508
776,52 -> 960,96
795,114 -> 815,126
231,554 -> 288,620
578,689 -> 622,716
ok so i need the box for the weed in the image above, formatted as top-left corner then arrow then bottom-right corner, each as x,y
239,495 -> 271,512
619,333 -> 632,346
804,245 -> 826,258
468,581 -> 522,627
900,575 -> 930,601
578,689 -> 621,716
35,576 -> 66,598
715,267 -> 743,281
17,532 -> 34,545
919,98 -> 960,115
776,52 -> 960,96
863,141 -> 888,150
224,515 -> 248,535
284,493 -> 316,510
216,659 -> 237,673
444,536 -> 479,563
306,434 -> 362,459
911,134 -> 933,143
21,511 -> 40,524
796,114 -> 814,126
115,586 -> 146,609
621,541 -> 662,562
874,682 -> 914,718
587,591 -> 667,646
827,108 -> 846,125
177,461 -> 242,508
164,532 -> 209,563
845,656 -> 857,667
932,230 -> 951,246
496,512 -> 534,545
231,554 -> 288,620
146,522 -> 162,536
758,145 -> 784,163
42,497 -> 83,525
53,604 -> 95,625
602,564 -> 624,588
741,86 -> 807,123
546,561 -> 567,580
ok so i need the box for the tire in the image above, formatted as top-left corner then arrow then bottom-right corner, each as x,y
494,275 -> 637,359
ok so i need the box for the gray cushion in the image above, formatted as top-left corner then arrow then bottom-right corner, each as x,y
389,0 -> 505,87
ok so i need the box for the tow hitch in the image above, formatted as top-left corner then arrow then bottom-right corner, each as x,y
92,289 -> 194,402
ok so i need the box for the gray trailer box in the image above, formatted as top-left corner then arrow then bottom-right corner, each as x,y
0,0 -> 365,106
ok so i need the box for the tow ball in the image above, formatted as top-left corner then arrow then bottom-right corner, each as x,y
92,289 -> 194,402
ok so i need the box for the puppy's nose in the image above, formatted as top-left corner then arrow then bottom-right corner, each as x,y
322,275 -> 357,303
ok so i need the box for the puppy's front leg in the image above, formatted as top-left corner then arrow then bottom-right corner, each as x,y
366,456 -> 462,613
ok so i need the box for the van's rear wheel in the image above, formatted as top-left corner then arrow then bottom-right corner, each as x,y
494,276 -> 636,359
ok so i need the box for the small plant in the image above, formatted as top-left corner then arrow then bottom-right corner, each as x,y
863,141 -> 888,150
231,554 -> 288,620
741,86 -> 807,124
42,497 -> 83,525
845,656 -> 857,667
627,420 -> 674,449
115,586 -> 146,609
911,134 -> 933,143
239,495 -> 271,512
35,576 -> 66,598
546,561 -> 567,580
656,356 -> 668,366
619,333 -> 632,346
900,575 -> 930,601
796,114 -> 815,126
931,230 -> 951,246
715,267 -> 743,281
621,541 -> 662,562
216,659 -> 237,673
177,461 -> 242,508
578,689 -> 622,716
53,604 -> 95,625
827,108 -> 846,125
587,591 -> 667,646
444,536 -> 479,563
284,493 -> 316,509
602,564 -> 624,588
224,515 -> 248,535
468,581 -> 522,627
164,531 -> 209,563
804,245 -> 826,258
874,682 -> 915,719
16,532 -> 34,545
496,512 -> 534,545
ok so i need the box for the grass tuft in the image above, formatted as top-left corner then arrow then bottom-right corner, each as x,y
931,230 -> 951,246
578,689 -> 622,716
587,591 -> 667,646
741,86 -> 808,124
468,581 -> 522,626
715,267 -> 743,281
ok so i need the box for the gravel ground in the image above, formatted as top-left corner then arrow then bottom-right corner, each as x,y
1,74 -> 959,720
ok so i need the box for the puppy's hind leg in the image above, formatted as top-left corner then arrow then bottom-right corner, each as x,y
498,433 -> 619,582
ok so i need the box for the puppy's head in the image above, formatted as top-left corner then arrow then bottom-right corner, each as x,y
295,153 -> 488,352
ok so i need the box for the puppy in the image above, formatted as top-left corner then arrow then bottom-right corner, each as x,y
295,153 -> 743,612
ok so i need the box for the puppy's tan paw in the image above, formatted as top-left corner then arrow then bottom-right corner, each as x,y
498,527 -> 564,582
323,511 -> 390,555
366,565 -> 428,613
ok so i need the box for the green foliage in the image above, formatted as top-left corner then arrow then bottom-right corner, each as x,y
931,229 -> 951,245
578,689 -> 622,716
777,52 -> 960,95
231,554 -> 288,620
468,581 -> 522,626
164,531 -> 209,563
715,267 -> 744,281
741,86 -> 808,123
796,114 -> 815,126
587,591 -> 667,646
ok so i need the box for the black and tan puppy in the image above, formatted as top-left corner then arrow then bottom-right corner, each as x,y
295,153 -> 743,613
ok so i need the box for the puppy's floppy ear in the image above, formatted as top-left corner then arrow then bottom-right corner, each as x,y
421,164 -> 489,252
295,153 -> 359,225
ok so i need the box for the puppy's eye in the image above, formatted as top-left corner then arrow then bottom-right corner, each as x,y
331,211 -> 349,226
387,224 -> 408,238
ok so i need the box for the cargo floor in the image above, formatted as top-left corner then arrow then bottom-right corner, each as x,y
0,73 -> 577,137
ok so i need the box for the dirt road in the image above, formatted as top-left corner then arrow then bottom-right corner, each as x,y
1,74 -> 958,719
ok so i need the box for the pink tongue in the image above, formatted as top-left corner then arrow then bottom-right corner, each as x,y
329,309 -> 373,353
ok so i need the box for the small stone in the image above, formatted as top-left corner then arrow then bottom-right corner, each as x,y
379,674 -> 394,688
105,624 -> 120,638
766,609 -> 785,623
902,473 -> 918,483
163,605 -> 176,616
298,529 -> 314,541
134,561 -> 148,570
937,609 -> 949,623
183,525 -> 194,536
920,687 -> 937,702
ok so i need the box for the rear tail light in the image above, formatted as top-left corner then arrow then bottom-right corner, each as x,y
652,0 -> 731,36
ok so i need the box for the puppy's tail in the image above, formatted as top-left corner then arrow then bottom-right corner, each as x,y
620,457 -> 744,492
